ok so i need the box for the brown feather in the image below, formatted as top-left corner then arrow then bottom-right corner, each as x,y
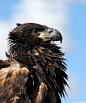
0,58 -> 30,103
35,83 -> 48,103
0,23 -> 68,103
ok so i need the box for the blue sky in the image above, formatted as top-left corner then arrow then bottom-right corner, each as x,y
0,0 -> 86,103
0,0 -> 21,20
63,1 -> 86,102
65,2 -> 86,102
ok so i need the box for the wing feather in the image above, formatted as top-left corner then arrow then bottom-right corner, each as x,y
0,59 -> 30,103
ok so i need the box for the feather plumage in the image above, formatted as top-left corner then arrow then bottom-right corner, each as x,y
0,23 -> 68,103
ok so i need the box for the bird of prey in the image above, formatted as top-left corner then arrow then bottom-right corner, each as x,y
0,23 -> 68,103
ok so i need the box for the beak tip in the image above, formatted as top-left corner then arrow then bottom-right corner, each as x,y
60,40 -> 62,43
60,38 -> 62,43
56,32 -> 62,43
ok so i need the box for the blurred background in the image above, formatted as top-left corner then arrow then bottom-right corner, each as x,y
0,0 -> 86,102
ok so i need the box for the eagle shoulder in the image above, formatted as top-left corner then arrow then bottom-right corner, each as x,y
0,56 -> 30,103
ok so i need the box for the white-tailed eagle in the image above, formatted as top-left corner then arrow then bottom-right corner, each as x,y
0,23 -> 68,103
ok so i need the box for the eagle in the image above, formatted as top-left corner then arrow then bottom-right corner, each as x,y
0,23 -> 68,103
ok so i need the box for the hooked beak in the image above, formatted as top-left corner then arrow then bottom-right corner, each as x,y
38,28 -> 62,43
49,29 -> 62,43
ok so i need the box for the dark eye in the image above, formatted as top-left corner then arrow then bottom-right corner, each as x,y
32,29 -> 38,33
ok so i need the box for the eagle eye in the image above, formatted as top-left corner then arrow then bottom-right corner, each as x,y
32,29 -> 38,33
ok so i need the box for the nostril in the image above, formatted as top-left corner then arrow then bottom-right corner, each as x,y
49,31 -> 52,33
48,28 -> 53,33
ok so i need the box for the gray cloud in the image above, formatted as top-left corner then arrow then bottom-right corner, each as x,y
67,72 -> 81,96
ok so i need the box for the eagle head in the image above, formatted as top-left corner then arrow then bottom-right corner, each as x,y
32,24 -> 62,43
8,23 -> 62,50
16,23 -> 62,43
